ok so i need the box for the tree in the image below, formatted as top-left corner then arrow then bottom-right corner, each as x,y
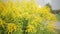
45,3 -> 53,13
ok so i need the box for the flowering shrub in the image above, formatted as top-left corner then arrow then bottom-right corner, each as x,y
0,0 -> 57,34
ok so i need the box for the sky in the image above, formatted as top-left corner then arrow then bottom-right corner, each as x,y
51,0 -> 60,10
37,0 -> 60,10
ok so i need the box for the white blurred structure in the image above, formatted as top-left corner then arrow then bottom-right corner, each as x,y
38,5 -> 42,8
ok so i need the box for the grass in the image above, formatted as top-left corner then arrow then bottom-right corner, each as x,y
56,14 -> 60,21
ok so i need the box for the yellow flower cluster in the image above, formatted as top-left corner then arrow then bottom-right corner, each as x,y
7,23 -> 17,34
0,19 -> 4,28
0,0 -> 57,34
26,25 -> 37,33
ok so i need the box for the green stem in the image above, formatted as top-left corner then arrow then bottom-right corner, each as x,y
22,18 -> 28,34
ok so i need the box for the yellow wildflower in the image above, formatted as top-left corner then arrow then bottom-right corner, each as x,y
26,25 -> 37,33
7,23 -> 17,33
0,19 -> 4,28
